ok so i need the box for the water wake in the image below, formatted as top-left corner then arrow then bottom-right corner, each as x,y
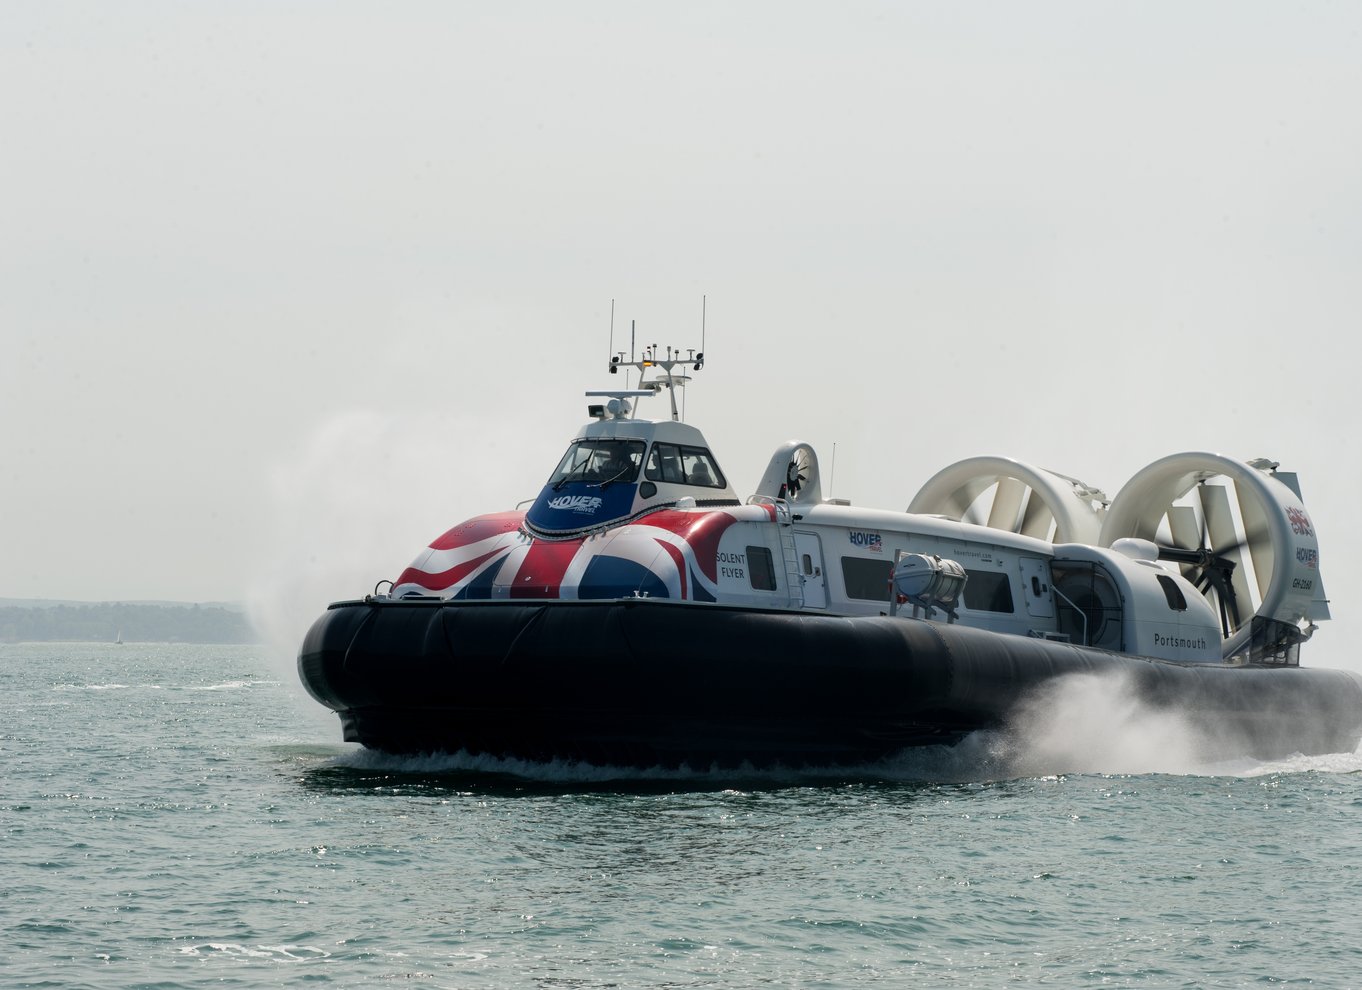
325,744 -> 865,789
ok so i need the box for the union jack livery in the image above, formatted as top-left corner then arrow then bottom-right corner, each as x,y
298,336 -> 1361,768
394,508 -> 752,603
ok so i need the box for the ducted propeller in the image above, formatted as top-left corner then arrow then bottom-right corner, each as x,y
1153,501 -> 1253,638
785,448 -> 812,500
1101,452 -> 1325,659
755,441 -> 823,505
906,457 -> 1108,545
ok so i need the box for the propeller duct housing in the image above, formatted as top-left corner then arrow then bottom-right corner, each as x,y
1099,451 -> 1325,659
755,441 -> 823,504
906,456 -> 1108,545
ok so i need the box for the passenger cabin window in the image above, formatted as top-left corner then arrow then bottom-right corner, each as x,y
1157,574 -> 1188,611
962,570 -> 1015,613
747,546 -> 777,591
549,439 -> 645,486
644,443 -> 727,489
841,556 -> 893,602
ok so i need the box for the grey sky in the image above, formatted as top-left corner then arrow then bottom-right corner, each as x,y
4,3 -> 1361,664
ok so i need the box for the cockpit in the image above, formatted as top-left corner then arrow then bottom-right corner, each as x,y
523,350 -> 736,538
549,439 -> 646,488
547,438 -> 727,492
525,429 -> 736,539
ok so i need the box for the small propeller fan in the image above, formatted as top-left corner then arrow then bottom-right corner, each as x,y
785,449 -> 811,500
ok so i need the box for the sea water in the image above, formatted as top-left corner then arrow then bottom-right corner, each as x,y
3,642 -> 1362,989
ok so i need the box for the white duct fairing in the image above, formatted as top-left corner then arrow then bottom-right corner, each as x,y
907,456 -> 1108,545
1099,451 -> 1326,658
754,441 -> 823,505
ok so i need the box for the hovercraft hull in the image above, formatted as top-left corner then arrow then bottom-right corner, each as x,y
298,599 -> 1362,767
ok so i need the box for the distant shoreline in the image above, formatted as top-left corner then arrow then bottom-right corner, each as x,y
0,601 -> 259,645
0,597 -> 246,611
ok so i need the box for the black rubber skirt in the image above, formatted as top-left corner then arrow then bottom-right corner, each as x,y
298,598 -> 1362,767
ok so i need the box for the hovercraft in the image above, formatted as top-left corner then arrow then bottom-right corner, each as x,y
299,342 -> 1362,766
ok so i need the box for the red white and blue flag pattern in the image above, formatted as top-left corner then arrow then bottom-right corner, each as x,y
393,505 -> 774,602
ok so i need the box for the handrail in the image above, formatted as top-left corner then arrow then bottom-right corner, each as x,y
1051,583 -> 1088,646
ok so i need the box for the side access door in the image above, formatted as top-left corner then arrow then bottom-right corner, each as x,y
1018,557 -> 1055,619
793,531 -> 828,608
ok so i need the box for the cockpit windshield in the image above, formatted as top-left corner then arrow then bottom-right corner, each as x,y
549,439 -> 646,488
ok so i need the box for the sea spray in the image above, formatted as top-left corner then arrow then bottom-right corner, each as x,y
993,670 -> 1211,776
958,668 -> 1362,779
245,408 -> 553,690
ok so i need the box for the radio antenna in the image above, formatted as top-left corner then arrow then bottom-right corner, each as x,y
701,295 -> 707,359
607,299 -> 615,367
829,442 -> 838,498
629,319 -> 636,389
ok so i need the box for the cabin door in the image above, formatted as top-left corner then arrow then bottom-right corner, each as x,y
793,531 -> 827,608
1018,557 -> 1055,619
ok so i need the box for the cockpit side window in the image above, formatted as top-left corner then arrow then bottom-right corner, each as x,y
645,443 -> 726,489
645,444 -> 686,484
548,439 -> 646,486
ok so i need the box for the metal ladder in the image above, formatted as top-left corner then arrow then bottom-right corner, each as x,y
748,495 -> 805,608
773,500 -> 804,609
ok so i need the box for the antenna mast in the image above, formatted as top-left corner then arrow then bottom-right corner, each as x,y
607,299 -> 615,370
603,319 -> 706,423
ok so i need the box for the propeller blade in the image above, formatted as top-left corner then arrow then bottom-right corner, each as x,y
987,478 -> 1026,532
1220,580 -> 1242,634
937,480 -> 991,523
1019,490 -> 1055,540
1198,482 -> 1254,632
1166,504 -> 1201,580
1157,533 -> 1251,566
1166,505 -> 1201,548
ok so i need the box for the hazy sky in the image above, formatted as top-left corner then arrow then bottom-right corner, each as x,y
4,3 -> 1361,662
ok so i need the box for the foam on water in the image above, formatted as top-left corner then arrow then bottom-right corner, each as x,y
184,679 -> 275,691
328,744 -> 875,788
1228,745 -> 1362,777
178,943 -> 332,961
